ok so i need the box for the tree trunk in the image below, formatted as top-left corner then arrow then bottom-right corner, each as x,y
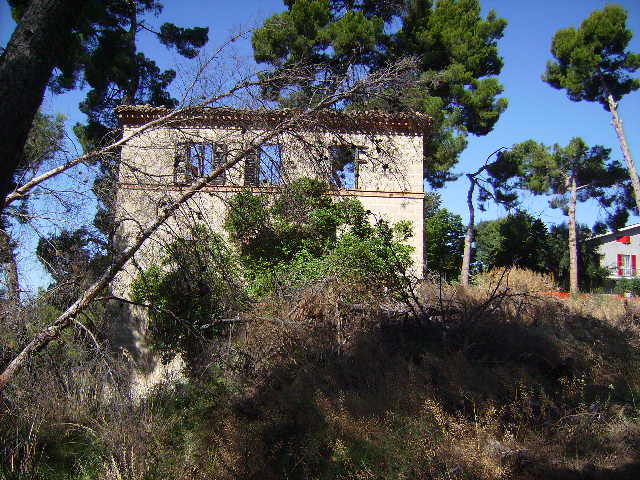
567,175 -> 579,295
0,229 -> 20,306
460,175 -> 476,287
123,3 -> 139,105
0,0 -> 85,216
607,94 -> 640,214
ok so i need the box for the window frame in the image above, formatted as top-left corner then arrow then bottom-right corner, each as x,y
329,144 -> 361,190
258,143 -> 284,186
244,143 -> 284,187
174,142 -> 227,185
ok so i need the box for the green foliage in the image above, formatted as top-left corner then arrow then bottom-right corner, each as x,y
224,177 -> 414,295
225,177 -> 364,267
423,191 -> 442,218
543,5 -> 640,108
330,219 -> 414,283
131,179 -> 414,363
424,207 -> 464,280
13,0 -> 210,259
252,0 -> 508,186
18,112 -> 66,180
508,137 -> 629,229
36,228 -> 108,309
475,211 -> 549,273
464,147 -> 525,219
1,111 -> 66,304
474,212 -> 608,291
3,111 -> 66,225
614,277 -> 640,296
131,227 -> 247,366
547,223 -> 608,292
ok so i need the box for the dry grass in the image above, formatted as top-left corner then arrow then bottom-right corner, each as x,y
474,267 -> 558,295
177,273 -> 640,479
2,271 -> 640,479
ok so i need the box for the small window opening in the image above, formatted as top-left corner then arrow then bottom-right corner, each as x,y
175,143 -> 226,184
330,145 -> 359,189
189,143 -> 213,177
259,144 -> 283,185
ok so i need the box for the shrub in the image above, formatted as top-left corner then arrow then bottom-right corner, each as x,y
614,277 -> 640,296
224,178 -> 415,297
474,267 -> 557,294
131,226 -> 248,366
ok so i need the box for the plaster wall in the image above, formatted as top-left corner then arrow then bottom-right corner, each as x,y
594,225 -> 640,278
113,124 -> 426,300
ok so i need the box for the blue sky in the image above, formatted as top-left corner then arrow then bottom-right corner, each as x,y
1,0 -> 639,289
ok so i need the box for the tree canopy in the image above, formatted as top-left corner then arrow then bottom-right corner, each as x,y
9,0 -> 210,272
501,137 -> 627,293
543,5 -> 639,108
475,211 -> 549,274
252,0 -> 508,186
508,138 -> 628,226
424,206 -> 465,280
543,5 -> 640,216
546,223 -> 607,292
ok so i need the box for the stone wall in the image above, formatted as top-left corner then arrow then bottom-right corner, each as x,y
112,124 -> 426,300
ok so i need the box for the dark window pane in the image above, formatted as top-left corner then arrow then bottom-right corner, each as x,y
244,152 -> 258,186
330,145 -> 358,189
259,144 -> 283,185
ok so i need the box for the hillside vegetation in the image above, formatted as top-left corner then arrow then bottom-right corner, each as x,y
2,267 -> 640,479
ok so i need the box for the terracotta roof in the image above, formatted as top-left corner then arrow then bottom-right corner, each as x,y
115,105 -> 432,136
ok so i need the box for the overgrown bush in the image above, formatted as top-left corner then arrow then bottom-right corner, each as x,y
614,277 -> 640,295
3,272 -> 640,479
131,179 -> 416,372
474,266 -> 558,294
131,226 -> 248,367
224,177 -> 415,297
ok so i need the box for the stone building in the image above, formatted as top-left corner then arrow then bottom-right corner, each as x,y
112,105 -> 431,299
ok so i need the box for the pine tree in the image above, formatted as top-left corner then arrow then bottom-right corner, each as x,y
459,147 -> 523,286
0,0 -> 85,215
9,0 -> 208,233
510,138 -> 627,294
252,0 -> 507,186
69,1 -> 208,250
1,112 -> 65,307
475,211 -> 549,273
543,5 -> 640,213
9,0 -> 209,270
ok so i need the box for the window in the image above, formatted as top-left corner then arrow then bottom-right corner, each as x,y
175,143 -> 226,184
617,254 -> 637,277
329,145 -> 359,189
244,144 -> 283,186
259,144 -> 283,185
211,144 -> 227,185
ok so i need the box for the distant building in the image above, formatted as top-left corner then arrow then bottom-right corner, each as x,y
590,223 -> 640,280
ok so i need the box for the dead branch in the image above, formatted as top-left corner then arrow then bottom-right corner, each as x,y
0,60 -> 415,391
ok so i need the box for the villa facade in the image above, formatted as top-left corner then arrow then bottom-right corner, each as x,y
111,105 -> 431,298
590,223 -> 640,280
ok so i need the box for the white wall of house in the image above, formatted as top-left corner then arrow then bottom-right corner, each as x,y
592,224 -> 640,278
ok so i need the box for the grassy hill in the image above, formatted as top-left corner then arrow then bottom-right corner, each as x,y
2,269 -> 640,479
